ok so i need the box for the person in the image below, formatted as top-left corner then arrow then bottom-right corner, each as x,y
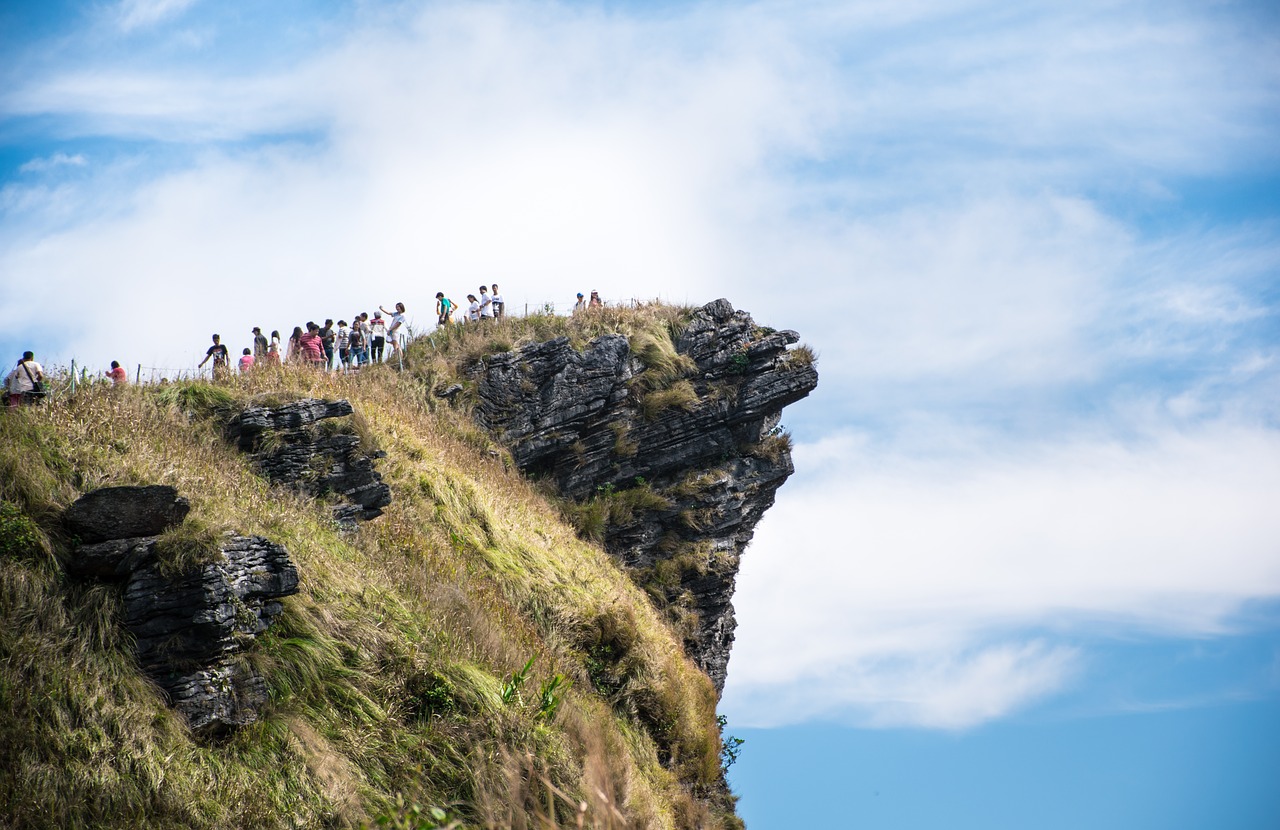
380,302 -> 406,359
466,294 -> 480,322
491,283 -> 504,319
298,322 -> 327,367
435,292 -> 455,326
357,313 -> 373,364
266,330 -> 282,366
286,327 -> 303,363
589,290 -> 603,309
573,292 -> 586,314
348,317 -> 365,367
6,351 -> 45,407
197,334 -> 230,377
238,348 -> 255,374
477,285 -> 493,320
369,312 -> 388,362
252,326 -> 269,358
107,360 -> 128,385
320,319 -> 336,370
336,320 -> 350,368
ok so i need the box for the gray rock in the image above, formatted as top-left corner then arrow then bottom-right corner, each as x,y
123,533 -> 299,734
470,299 -> 817,692
226,398 -> 391,526
66,536 -> 158,579
63,485 -> 190,543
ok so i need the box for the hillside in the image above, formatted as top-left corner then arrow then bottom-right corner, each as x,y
0,300 -> 815,829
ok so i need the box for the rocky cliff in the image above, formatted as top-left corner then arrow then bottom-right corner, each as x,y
469,299 -> 817,691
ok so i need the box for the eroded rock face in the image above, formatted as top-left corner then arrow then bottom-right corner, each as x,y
226,398 -> 391,525
63,485 -> 190,543
63,489 -> 299,735
472,299 -> 817,692
124,534 -> 298,732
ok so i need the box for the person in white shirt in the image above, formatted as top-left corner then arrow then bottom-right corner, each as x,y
5,351 -> 44,407
572,292 -> 586,314
490,284 -> 504,319
379,302 -> 407,359
369,313 -> 388,363
466,294 -> 480,322
478,286 -> 493,320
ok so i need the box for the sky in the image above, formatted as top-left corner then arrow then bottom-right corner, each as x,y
2,1 -> 1278,828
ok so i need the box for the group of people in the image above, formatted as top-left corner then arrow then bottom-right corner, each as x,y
435,283 -> 506,325
198,303 -> 409,377
6,286 -> 613,401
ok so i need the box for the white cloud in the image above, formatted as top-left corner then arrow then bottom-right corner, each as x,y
114,0 -> 198,33
18,153 -> 88,173
722,421 -> 1280,727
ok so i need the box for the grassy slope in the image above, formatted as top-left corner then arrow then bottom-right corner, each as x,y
0,336 -> 737,829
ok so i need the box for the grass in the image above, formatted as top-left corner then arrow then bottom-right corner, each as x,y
0,361 -> 734,829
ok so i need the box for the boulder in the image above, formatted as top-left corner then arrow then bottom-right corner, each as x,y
63,485 -> 190,543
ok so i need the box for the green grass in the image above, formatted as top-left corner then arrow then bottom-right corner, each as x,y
0,358 -> 734,829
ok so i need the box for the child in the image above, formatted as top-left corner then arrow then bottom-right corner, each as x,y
239,348 -> 255,374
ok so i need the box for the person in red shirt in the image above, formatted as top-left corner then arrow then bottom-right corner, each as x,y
298,322 -> 327,368
107,361 -> 128,385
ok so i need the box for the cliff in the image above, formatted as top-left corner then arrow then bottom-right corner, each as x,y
468,299 -> 817,691
0,300 -> 814,830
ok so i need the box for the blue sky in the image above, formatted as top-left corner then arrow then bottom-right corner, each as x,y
2,1 -> 1278,828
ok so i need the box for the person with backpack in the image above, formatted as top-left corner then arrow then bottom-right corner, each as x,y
435,292 -> 455,326
5,351 -> 45,408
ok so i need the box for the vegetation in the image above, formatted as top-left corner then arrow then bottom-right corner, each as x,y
0,360 -> 738,829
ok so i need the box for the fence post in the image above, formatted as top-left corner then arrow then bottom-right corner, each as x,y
136,364 -> 142,384
70,360 -> 77,394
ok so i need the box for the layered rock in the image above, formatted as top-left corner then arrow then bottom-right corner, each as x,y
63,486 -> 299,734
471,299 -> 817,691
226,398 -> 391,526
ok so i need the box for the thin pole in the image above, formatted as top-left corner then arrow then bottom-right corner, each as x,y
70,359 -> 77,394
136,364 -> 141,384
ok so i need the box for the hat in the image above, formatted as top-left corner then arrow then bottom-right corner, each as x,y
252,326 -> 261,333
577,293 -> 584,298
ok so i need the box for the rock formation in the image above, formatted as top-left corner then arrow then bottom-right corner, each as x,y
471,299 -> 817,691
225,397 -> 391,526
63,486 -> 299,734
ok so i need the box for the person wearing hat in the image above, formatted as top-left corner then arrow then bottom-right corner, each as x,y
369,312 -> 388,362
588,290 -> 603,309
573,292 -> 586,314
252,326 -> 268,358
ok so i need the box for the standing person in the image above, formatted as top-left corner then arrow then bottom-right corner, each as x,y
5,351 -> 44,407
477,285 -> 493,320
491,284 -> 504,319
589,290 -> 603,309
358,313 -> 373,365
286,327 -> 303,363
369,312 -> 388,363
238,348 -> 255,374
320,319 -> 336,370
252,327 -> 269,358
197,334 -> 230,377
266,331 -> 282,366
435,292 -> 454,326
348,317 -> 365,367
466,294 -> 480,322
573,292 -> 586,314
380,302 -> 406,359
298,322 -> 327,368
106,360 -> 128,385
336,320 -> 350,368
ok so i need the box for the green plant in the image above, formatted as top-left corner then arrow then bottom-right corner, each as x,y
368,797 -> 459,829
537,673 -> 572,721
717,715 -> 745,773
0,501 -> 44,561
501,655 -> 537,706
